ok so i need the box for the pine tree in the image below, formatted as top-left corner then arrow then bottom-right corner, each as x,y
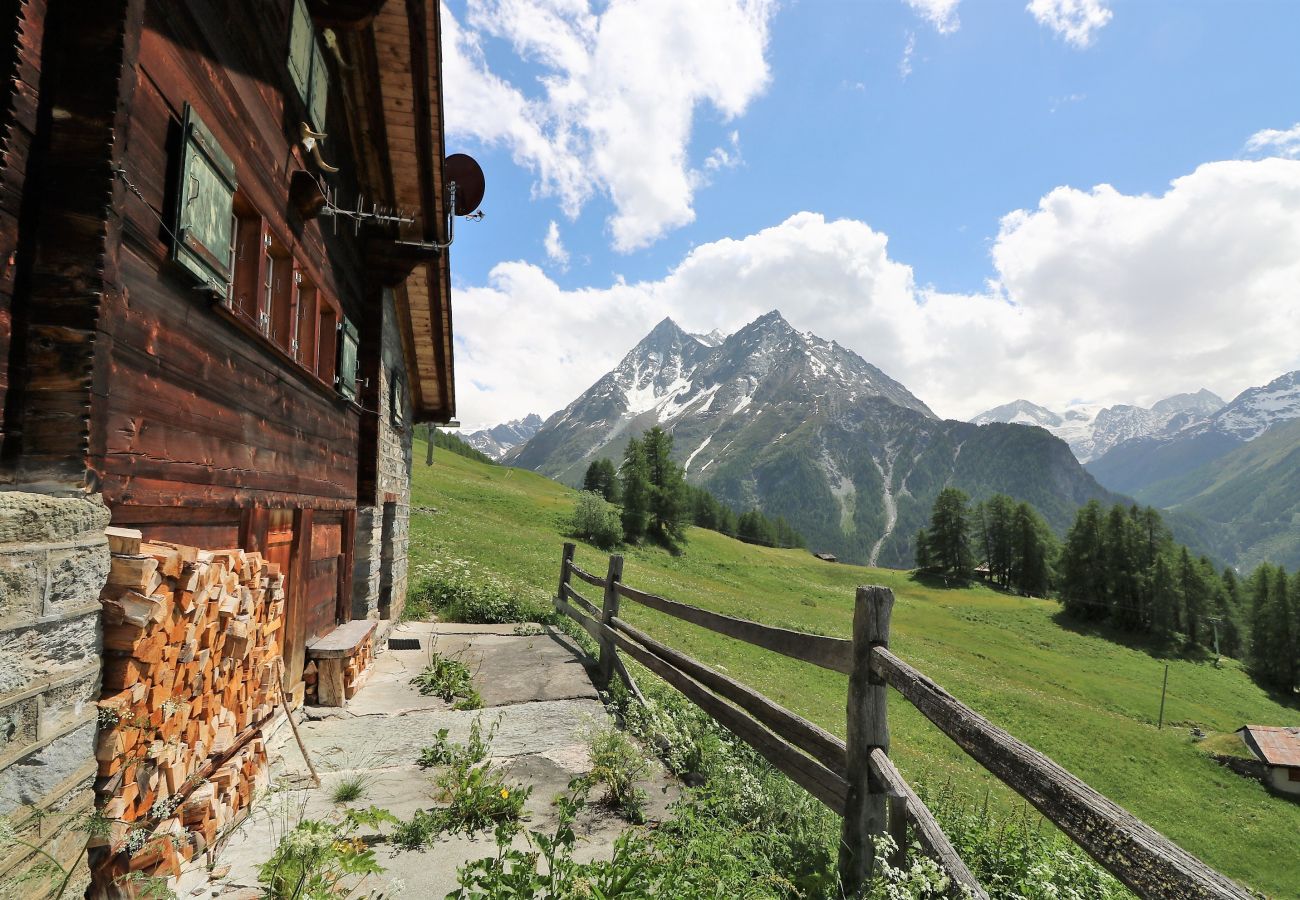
914,528 -> 931,571
619,438 -> 650,543
1178,547 -> 1206,647
642,426 -> 687,547
1060,501 -> 1106,619
1150,554 -> 1180,641
928,488 -> 974,579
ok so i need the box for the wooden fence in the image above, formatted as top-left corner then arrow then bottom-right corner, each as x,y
553,542 -> 1252,900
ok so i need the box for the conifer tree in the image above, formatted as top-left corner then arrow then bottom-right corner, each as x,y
928,488 -> 974,579
619,438 -> 650,543
642,426 -> 687,546
914,528 -> 931,571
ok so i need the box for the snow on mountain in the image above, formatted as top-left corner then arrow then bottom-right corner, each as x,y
972,400 -> 1063,429
510,310 -> 936,481
972,390 -> 1226,464
509,311 -> 1114,568
464,413 -> 544,459
1202,371 -> 1300,442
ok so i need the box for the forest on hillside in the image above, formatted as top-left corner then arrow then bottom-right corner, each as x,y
916,488 -> 1299,698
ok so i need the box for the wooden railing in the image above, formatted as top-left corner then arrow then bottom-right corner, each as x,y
554,543 -> 1251,900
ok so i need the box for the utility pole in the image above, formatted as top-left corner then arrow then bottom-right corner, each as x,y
1157,664 -> 1169,730
1207,616 -> 1223,665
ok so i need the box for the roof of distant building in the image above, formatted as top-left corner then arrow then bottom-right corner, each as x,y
1236,725 -> 1300,767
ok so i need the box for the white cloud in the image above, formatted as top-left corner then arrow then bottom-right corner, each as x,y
454,159 -> 1300,431
1027,0 -> 1113,48
703,131 -> 743,172
1245,123 -> 1300,159
544,220 -> 569,268
899,31 -> 916,79
441,0 -> 776,251
904,0 -> 960,34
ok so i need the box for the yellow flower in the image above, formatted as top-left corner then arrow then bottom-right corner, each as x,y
500,789 -> 509,799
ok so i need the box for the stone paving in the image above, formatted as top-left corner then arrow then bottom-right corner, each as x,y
176,621 -> 677,899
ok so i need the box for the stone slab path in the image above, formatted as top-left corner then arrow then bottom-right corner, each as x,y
175,621 -> 678,899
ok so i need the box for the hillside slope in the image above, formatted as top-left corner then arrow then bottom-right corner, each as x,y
1139,417 -> 1300,569
410,446 -> 1300,897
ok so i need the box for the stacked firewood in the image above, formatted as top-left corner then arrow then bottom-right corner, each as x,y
91,528 -> 285,885
343,633 -> 375,701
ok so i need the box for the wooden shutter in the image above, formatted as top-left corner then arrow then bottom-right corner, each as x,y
309,42 -> 329,130
172,103 -> 237,295
287,0 -> 312,105
336,317 -> 359,401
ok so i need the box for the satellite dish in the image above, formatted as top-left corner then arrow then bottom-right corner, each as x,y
444,153 -> 485,216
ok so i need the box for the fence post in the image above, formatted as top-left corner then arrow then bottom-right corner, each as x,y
557,542 -> 575,605
839,585 -> 894,894
597,554 -> 624,688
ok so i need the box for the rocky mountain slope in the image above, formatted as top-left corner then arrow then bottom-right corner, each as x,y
508,312 -> 1117,566
973,390 -> 1225,464
1087,371 -> 1300,495
464,413 -> 544,459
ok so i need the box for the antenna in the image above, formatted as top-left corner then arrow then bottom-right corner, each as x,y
393,152 -> 487,254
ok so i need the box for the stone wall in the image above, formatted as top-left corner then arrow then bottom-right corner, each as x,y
0,491 -> 110,893
352,287 -> 415,625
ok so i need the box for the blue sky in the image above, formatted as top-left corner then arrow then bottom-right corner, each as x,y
440,0 -> 1300,430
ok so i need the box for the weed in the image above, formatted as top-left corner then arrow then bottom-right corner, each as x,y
395,719 -> 530,849
258,805 -> 397,899
583,726 -> 651,823
513,622 -> 544,637
409,651 -> 482,709
407,556 -> 553,624
416,719 -> 493,769
331,774 -> 370,805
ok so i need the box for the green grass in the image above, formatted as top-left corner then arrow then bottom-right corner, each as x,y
409,445 -> 1300,897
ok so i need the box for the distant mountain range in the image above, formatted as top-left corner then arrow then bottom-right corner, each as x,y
974,370 -> 1300,569
506,311 -> 1117,567
972,391 -> 1226,464
464,414 -> 544,459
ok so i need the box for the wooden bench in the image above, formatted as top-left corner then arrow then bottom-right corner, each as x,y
305,620 -> 377,706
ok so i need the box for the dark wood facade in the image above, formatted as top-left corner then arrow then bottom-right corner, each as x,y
0,0 -> 457,686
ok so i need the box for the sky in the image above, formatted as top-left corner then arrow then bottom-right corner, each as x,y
439,0 -> 1300,431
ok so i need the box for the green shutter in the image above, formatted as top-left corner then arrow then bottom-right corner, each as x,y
287,0 -> 312,105
172,103 -> 237,295
337,317 -> 359,401
309,42 -> 329,129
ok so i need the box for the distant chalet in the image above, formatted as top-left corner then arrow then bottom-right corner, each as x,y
813,552 -> 838,563
1236,725 -> 1300,797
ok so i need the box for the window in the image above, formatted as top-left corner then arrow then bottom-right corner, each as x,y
295,268 -> 319,370
390,369 -> 405,428
228,196 -> 265,324
173,103 -> 237,295
287,0 -> 329,130
1290,767 -> 1300,782
316,297 -> 339,388
264,233 -> 296,351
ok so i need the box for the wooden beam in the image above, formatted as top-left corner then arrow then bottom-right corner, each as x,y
872,647 -> 1252,899
615,582 -> 853,674
840,586 -> 893,894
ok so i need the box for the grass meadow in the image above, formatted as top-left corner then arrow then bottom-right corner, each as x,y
409,446 -> 1300,897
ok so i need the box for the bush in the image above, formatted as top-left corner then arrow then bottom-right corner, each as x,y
406,556 -> 553,624
569,491 -> 623,550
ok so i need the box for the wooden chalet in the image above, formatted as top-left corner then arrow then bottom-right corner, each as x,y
0,0 -> 469,888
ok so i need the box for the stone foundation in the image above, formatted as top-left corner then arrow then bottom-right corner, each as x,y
0,491 -> 110,892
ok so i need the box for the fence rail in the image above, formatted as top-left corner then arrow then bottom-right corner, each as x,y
553,543 -> 1251,900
